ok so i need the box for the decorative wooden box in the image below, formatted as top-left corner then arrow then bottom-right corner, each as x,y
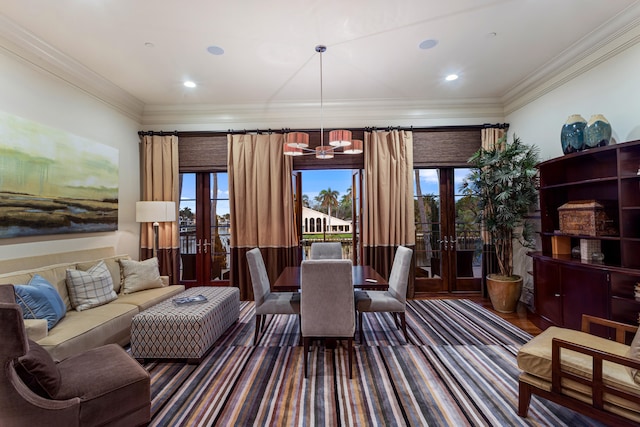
558,200 -> 615,236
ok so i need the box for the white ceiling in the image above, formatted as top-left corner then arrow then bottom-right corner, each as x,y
1,0 -> 640,126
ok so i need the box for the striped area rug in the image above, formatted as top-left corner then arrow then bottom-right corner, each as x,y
145,299 -> 602,426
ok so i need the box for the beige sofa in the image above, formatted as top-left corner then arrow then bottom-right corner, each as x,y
0,247 -> 184,361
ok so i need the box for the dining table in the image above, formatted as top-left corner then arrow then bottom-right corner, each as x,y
273,265 -> 388,292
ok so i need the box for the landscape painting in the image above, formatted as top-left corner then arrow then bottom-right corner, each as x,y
0,111 -> 119,238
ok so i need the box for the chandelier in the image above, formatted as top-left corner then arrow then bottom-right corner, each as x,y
283,45 -> 363,159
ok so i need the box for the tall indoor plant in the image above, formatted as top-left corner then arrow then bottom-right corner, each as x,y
462,134 -> 540,312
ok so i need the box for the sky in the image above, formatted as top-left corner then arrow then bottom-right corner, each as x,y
178,168 -> 472,216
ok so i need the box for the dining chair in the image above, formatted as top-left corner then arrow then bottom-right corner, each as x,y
301,259 -> 355,378
310,242 -> 342,259
354,245 -> 413,344
246,248 -> 300,345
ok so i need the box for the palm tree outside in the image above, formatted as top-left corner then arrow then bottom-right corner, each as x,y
315,188 -> 339,235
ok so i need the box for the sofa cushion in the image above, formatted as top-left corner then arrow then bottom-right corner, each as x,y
14,275 -> 66,330
119,258 -> 163,294
76,255 -> 130,294
66,261 -> 117,311
14,339 -> 61,398
113,285 -> 185,311
38,303 -> 139,362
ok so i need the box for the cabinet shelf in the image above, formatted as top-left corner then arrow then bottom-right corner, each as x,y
533,140 -> 640,334
542,231 -> 620,240
539,176 -> 617,190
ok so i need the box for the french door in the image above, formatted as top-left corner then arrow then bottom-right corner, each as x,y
414,168 -> 482,294
178,172 -> 230,286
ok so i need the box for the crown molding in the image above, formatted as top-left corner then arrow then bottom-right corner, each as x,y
0,13 -> 144,122
503,3 -> 640,115
140,98 -> 505,130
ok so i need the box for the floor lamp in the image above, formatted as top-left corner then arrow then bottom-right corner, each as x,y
136,201 -> 176,259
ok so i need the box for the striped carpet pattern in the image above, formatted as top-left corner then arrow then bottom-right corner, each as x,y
145,299 -> 601,426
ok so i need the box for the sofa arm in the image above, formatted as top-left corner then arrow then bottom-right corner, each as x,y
581,314 -> 638,344
23,319 -> 48,341
160,276 -> 170,287
552,338 -> 640,410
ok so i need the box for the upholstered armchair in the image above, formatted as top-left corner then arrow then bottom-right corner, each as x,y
246,248 -> 300,344
355,245 -> 413,344
301,259 -> 355,378
0,284 -> 150,427
310,242 -> 342,259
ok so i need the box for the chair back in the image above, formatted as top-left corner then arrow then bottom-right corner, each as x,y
246,248 -> 271,306
310,242 -> 342,259
0,285 -> 28,361
388,246 -> 413,304
301,259 -> 354,337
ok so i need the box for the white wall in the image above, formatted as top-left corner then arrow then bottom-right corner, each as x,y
506,41 -> 640,161
506,40 -> 640,298
0,51 -> 142,260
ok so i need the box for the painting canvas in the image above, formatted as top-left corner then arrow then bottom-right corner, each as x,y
0,111 -> 119,238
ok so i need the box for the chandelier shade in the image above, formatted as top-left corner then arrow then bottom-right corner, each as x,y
329,129 -> 352,147
342,139 -> 363,154
315,146 -> 334,159
283,143 -> 304,156
286,131 -> 309,148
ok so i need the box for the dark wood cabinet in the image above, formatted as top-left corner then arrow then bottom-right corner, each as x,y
531,140 -> 640,337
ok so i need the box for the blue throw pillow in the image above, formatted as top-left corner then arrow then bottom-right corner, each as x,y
15,275 -> 66,330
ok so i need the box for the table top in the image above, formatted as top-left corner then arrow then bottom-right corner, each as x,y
273,265 -> 388,292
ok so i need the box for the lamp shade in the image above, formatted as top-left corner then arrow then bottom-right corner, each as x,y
286,131 -> 310,148
328,129 -> 352,147
315,146 -> 334,159
136,201 -> 176,223
343,139 -> 363,154
283,143 -> 304,156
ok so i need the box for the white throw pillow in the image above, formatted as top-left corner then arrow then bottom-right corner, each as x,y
119,257 -> 163,294
66,261 -> 117,311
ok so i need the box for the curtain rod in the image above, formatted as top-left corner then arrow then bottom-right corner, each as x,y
171,123 -> 509,137
138,130 -> 179,137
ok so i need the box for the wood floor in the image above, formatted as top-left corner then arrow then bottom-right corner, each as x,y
470,298 -> 542,336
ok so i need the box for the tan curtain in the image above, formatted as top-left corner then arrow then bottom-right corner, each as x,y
480,127 -> 506,280
140,135 -> 180,282
480,127 -> 506,243
363,130 -> 416,296
482,127 -> 505,151
228,133 -> 299,300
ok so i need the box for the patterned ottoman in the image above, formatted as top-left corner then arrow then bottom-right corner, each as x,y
130,286 -> 239,363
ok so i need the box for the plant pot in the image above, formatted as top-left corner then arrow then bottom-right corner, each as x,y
486,274 -> 523,313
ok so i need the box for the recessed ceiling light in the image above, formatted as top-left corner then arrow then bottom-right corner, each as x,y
144,42 -> 155,48
207,45 -> 225,55
445,74 -> 459,81
183,81 -> 196,88
418,39 -> 438,50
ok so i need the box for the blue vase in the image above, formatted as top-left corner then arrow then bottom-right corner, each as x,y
584,114 -> 612,148
560,114 -> 586,154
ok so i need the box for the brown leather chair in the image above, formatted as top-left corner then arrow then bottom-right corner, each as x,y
0,284 -> 151,427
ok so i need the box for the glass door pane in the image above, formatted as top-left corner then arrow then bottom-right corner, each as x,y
414,169 -> 444,292
452,168 -> 482,291
208,173 -> 230,282
179,173 -> 197,283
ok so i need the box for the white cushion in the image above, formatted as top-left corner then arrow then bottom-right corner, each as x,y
119,257 -> 163,294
